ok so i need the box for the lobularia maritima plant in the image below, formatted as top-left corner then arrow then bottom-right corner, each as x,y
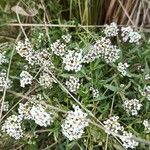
0,22 -> 150,149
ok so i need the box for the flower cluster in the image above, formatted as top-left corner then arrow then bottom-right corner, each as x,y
66,76 -> 80,92
30,104 -> 53,127
104,22 -> 119,37
1,115 -> 23,140
61,105 -> 89,140
104,116 -> 138,149
1,101 -> 9,112
117,62 -> 129,76
62,34 -> 71,43
16,38 -> 34,65
0,51 -> 8,65
121,131 -> 139,149
63,50 -> 83,72
39,71 -> 56,89
51,40 -> 66,56
145,74 -> 150,80
20,71 -> 33,88
90,87 -> 99,98
145,85 -> 150,100
0,70 -> 12,91
121,26 -> 142,44
103,116 -> 124,134
143,120 -> 150,132
18,99 -> 53,127
123,99 -> 142,115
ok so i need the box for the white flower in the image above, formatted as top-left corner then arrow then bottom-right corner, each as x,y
121,26 -> 142,44
1,101 -> 9,112
117,62 -> 129,76
20,71 -> 33,88
123,99 -> 142,116
51,40 -> 66,56
30,104 -> 53,127
61,105 -> 89,141
121,131 -> 138,149
62,34 -> 72,43
1,115 -> 23,140
145,74 -> 150,80
66,76 -> 80,92
63,50 -> 83,72
83,37 -> 112,63
0,70 -> 12,91
0,51 -> 8,65
104,22 -> 119,37
143,120 -> 150,132
90,87 -> 99,98
18,101 -> 33,119
145,85 -> 150,100
39,72 -> 56,89
103,116 -> 124,134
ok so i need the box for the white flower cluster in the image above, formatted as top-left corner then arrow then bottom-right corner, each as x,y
145,85 -> 150,100
104,22 -> 119,37
63,50 -> 83,72
1,101 -> 9,112
38,33 -> 44,43
90,87 -> 99,98
66,76 -> 80,92
83,37 -> 120,64
121,131 -> 139,149
51,40 -> 66,56
18,100 -> 53,127
104,116 -> 138,149
61,105 -> 89,140
93,38 -> 120,63
0,70 -> 12,91
62,34 -> 72,43
123,99 -> 142,116
30,104 -> 53,127
39,71 -> 56,89
16,38 -> 34,64
1,115 -> 23,140
0,51 -> 8,65
20,71 -> 33,88
121,26 -> 142,44
143,120 -> 150,132
145,74 -> 150,80
117,62 -> 129,76
103,116 -> 124,134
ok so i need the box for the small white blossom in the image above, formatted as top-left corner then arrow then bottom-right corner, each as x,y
63,50 -> 83,72
38,33 -> 44,42
61,105 -> 89,141
121,26 -> 142,44
121,131 -> 138,149
16,38 -> 35,65
145,74 -> 150,80
0,70 -> 12,91
1,101 -> 9,111
51,40 -> 66,56
145,85 -> 150,100
20,71 -> 33,88
123,99 -> 142,116
39,72 -> 56,89
143,120 -> 150,132
104,22 -> 119,37
30,104 -> 53,127
0,51 -> 8,65
117,62 -> 129,76
18,101 -> 33,119
62,34 -> 71,43
1,115 -> 23,140
90,87 -> 99,98
66,76 -> 80,93
103,116 -> 124,134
